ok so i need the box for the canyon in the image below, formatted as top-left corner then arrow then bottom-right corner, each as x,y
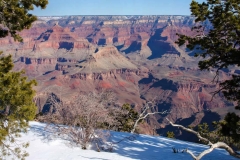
0,15 -> 238,139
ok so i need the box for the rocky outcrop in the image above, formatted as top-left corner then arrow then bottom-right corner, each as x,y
34,24 -> 93,51
139,72 -> 231,128
69,68 -> 139,80
121,32 -> 151,57
20,57 -> 58,65
61,45 -> 138,74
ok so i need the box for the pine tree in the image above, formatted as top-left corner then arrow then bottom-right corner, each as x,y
166,131 -> 175,138
219,112 -> 240,144
0,0 -> 48,41
176,0 -> 240,109
114,103 -> 141,133
196,114 -> 240,150
173,1 -> 240,158
0,0 -> 48,159
0,52 -> 37,159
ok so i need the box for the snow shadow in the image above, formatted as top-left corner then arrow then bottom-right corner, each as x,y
29,123 -> 60,143
78,155 -> 110,160
111,132 -> 237,160
28,122 -> 237,160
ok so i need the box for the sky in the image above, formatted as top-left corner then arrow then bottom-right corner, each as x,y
30,0 -> 206,16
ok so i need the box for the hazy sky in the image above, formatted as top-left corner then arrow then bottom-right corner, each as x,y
30,0 -> 206,16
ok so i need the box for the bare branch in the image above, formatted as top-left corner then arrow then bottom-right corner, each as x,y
166,118 -> 240,160
166,118 -> 211,145
131,101 -> 168,133
40,91 -> 117,150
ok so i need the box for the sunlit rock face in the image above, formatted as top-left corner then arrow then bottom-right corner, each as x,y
1,15 -> 236,138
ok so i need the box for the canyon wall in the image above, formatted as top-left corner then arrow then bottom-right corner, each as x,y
0,15 -> 236,137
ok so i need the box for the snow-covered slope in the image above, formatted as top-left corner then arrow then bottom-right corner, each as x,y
11,122 -> 237,160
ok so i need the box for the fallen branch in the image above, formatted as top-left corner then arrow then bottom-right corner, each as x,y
166,118 -> 240,160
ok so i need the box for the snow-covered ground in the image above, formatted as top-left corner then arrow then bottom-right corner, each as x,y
10,122 -> 238,160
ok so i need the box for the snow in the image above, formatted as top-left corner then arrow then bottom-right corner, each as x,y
8,121 -> 238,160
37,16 -> 63,21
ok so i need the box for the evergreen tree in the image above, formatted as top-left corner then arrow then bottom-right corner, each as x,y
219,112 -> 240,144
166,131 -> 175,138
196,114 -> 240,150
0,0 -> 48,159
176,0 -> 240,109
0,52 -> 37,159
0,0 -> 48,41
114,103 -> 142,133
174,1 -> 240,158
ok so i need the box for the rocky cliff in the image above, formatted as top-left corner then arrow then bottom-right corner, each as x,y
0,15 -> 236,137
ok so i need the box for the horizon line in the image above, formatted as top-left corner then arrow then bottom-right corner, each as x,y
37,15 -> 193,17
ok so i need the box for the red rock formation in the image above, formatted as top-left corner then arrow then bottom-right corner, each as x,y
0,16 -> 234,136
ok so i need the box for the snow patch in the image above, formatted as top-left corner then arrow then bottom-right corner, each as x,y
6,121 -> 238,160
